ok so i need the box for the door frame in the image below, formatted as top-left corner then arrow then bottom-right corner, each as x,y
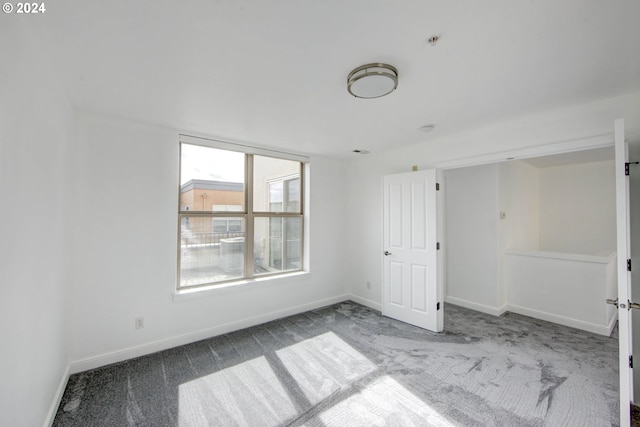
433,133 -> 613,171
615,118 -> 632,426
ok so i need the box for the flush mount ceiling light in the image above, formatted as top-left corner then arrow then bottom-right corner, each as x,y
347,63 -> 398,99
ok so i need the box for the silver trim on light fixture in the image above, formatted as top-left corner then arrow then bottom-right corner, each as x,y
347,63 -> 398,99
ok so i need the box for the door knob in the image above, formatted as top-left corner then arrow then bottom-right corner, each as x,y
384,251 -> 392,256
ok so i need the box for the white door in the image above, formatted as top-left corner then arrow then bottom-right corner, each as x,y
615,118 -> 633,426
382,169 -> 443,332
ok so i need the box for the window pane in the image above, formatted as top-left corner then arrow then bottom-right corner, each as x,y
285,178 -> 300,212
254,217 -> 302,275
269,182 -> 283,212
179,216 -> 245,287
253,156 -> 301,213
180,144 -> 245,212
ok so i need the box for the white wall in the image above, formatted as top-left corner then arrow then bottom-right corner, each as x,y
505,250 -> 616,335
444,164 -> 500,311
68,113 -> 349,368
498,161 -> 540,251
346,91 -> 640,309
442,160 -> 539,314
0,21 -> 74,427
497,161 -> 540,308
440,157 -> 614,325
539,160 -> 616,254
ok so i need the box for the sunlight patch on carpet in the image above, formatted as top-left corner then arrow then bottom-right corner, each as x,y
276,331 -> 377,405
178,356 -> 296,427
314,375 -> 454,426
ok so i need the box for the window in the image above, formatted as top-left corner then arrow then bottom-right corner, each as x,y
178,135 -> 307,290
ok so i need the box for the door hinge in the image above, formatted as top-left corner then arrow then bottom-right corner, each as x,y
626,162 -> 639,176
437,302 -> 441,311
436,242 -> 440,250
436,182 -> 440,191
630,355 -> 634,369
628,259 -> 632,272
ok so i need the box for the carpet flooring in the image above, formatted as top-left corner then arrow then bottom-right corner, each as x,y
633,404 -> 640,426
53,302 -> 620,426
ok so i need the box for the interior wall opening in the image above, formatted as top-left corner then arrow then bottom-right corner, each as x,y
441,146 -> 617,336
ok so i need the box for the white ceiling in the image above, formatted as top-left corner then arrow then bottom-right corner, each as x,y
28,1 -> 640,158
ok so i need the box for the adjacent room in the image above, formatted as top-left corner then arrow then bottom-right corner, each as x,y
443,148 -> 617,336
2,1 -> 640,426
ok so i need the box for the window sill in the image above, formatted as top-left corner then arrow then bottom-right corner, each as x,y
172,271 -> 310,302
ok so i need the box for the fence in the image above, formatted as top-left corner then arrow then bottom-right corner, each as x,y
181,231 -> 245,249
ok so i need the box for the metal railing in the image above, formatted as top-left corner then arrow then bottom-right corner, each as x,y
181,231 -> 245,249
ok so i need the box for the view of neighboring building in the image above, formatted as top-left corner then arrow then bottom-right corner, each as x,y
178,150 -> 303,287
180,179 -> 244,236
180,179 -> 244,212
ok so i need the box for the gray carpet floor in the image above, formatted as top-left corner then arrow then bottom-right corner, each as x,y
53,302 -> 620,426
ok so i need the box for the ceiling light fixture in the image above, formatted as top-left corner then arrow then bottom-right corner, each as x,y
347,63 -> 398,99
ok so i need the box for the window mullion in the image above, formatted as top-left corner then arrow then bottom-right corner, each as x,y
282,217 -> 288,270
245,154 -> 254,279
178,141 -> 305,291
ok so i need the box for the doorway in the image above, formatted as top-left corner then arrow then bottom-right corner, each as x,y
441,147 -> 617,335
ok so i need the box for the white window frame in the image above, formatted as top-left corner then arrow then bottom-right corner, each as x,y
177,134 -> 309,291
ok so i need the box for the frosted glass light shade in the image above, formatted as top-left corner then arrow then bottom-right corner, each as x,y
347,63 -> 398,99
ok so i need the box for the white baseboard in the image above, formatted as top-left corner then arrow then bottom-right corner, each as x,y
45,363 -> 70,427
347,294 -> 381,312
70,294 -> 350,374
445,295 -> 616,336
507,304 -> 613,336
445,296 -> 507,317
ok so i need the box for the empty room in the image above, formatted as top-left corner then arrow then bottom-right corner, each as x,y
2,1 -> 640,426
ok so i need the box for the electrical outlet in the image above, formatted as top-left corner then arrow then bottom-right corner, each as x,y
135,317 -> 144,329
366,281 -> 371,290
